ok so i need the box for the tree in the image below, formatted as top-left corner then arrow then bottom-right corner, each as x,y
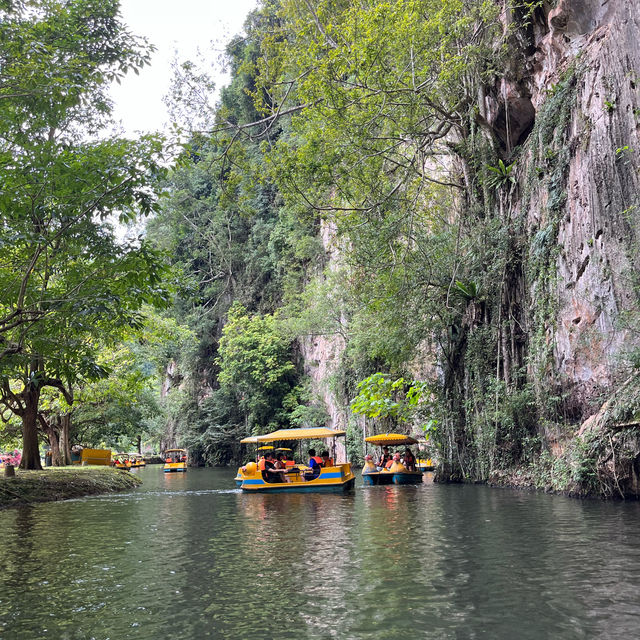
0,0 -> 167,469
216,302 -> 296,433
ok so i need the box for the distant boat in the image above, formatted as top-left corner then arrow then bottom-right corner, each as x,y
363,433 -> 424,485
163,449 -> 187,473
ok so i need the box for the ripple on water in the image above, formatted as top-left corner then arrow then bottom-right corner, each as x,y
2,470 -> 640,639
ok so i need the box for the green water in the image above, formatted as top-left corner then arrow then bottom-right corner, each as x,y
1,467 -> 640,639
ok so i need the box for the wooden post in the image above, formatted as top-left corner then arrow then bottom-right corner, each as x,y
5,464 -> 15,477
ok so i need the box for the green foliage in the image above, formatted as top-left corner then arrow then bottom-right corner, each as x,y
0,0 -> 168,467
485,159 -> 517,190
351,372 -> 431,427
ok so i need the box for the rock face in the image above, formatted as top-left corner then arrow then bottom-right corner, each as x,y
524,0 -> 640,415
300,1 -> 640,491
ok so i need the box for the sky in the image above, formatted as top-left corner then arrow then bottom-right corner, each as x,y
111,0 -> 259,135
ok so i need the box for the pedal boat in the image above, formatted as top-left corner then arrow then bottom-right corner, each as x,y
112,453 -> 131,470
163,448 -> 187,473
236,427 -> 355,493
363,433 -> 423,485
416,457 -> 434,472
128,453 -> 146,468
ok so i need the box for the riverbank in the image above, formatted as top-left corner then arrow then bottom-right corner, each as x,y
0,467 -> 142,509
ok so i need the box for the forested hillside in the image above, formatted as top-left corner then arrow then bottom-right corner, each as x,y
3,0 -> 640,497
144,0 -> 640,496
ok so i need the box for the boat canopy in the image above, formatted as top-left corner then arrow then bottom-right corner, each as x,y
165,448 -> 186,453
257,445 -> 274,451
256,427 -> 346,442
240,436 -> 259,444
365,433 -> 419,446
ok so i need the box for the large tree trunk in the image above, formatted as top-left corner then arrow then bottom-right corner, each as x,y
44,422 -> 63,466
59,414 -> 72,465
20,383 -> 42,470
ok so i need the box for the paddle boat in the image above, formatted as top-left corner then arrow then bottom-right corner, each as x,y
416,457 -> 434,472
128,453 -> 146,468
235,427 -> 355,493
163,448 -> 187,473
112,453 -> 131,470
362,433 -> 423,485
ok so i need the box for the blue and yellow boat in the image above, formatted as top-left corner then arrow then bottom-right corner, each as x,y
163,448 -> 187,473
236,427 -> 355,493
362,434 -> 424,485
416,457 -> 434,472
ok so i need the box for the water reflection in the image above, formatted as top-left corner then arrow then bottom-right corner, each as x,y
2,469 -> 640,639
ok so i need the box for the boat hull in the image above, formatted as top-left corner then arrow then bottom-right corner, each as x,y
362,472 -> 393,485
362,471 -> 423,485
164,462 -> 187,473
392,471 -> 423,484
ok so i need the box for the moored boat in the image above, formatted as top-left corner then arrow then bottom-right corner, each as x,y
163,448 -> 187,473
236,427 -> 355,493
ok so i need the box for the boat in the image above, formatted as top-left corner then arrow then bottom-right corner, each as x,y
128,453 -> 146,468
416,457 -> 434,472
362,434 -> 424,485
112,453 -> 131,469
235,427 -> 356,493
163,448 -> 187,473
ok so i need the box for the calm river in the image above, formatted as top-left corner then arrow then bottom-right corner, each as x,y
2,467 -> 640,639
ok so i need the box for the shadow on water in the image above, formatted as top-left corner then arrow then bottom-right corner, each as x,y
2,468 -> 640,639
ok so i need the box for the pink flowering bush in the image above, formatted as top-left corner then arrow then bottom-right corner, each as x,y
1,450 -> 21,466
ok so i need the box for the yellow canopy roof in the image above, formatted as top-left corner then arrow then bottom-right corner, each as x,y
365,433 -> 418,446
257,445 -> 274,451
240,436 -> 259,444
164,448 -> 186,453
256,427 -> 346,443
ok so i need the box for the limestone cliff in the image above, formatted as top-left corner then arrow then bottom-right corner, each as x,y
302,0 -> 640,496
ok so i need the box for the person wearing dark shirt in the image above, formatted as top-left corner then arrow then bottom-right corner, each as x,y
262,452 -> 284,483
377,447 -> 391,470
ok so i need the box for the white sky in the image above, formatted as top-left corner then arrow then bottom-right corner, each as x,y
111,0 -> 259,135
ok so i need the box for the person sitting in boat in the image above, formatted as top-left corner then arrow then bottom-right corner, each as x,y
377,447 -> 391,470
321,451 -> 333,467
403,448 -> 416,471
362,454 -> 377,475
303,448 -> 323,480
261,452 -> 285,483
389,453 -> 408,473
274,453 -> 286,470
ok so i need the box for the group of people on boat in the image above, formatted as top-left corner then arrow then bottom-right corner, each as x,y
165,452 -> 187,463
362,446 -> 417,474
257,448 -> 335,483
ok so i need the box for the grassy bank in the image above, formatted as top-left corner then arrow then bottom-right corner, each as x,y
0,467 -> 142,509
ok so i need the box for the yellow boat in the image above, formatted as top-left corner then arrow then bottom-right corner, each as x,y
236,427 -> 355,493
128,453 -> 146,468
163,448 -> 187,473
363,433 -> 423,485
416,457 -> 434,471
112,453 -> 131,469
